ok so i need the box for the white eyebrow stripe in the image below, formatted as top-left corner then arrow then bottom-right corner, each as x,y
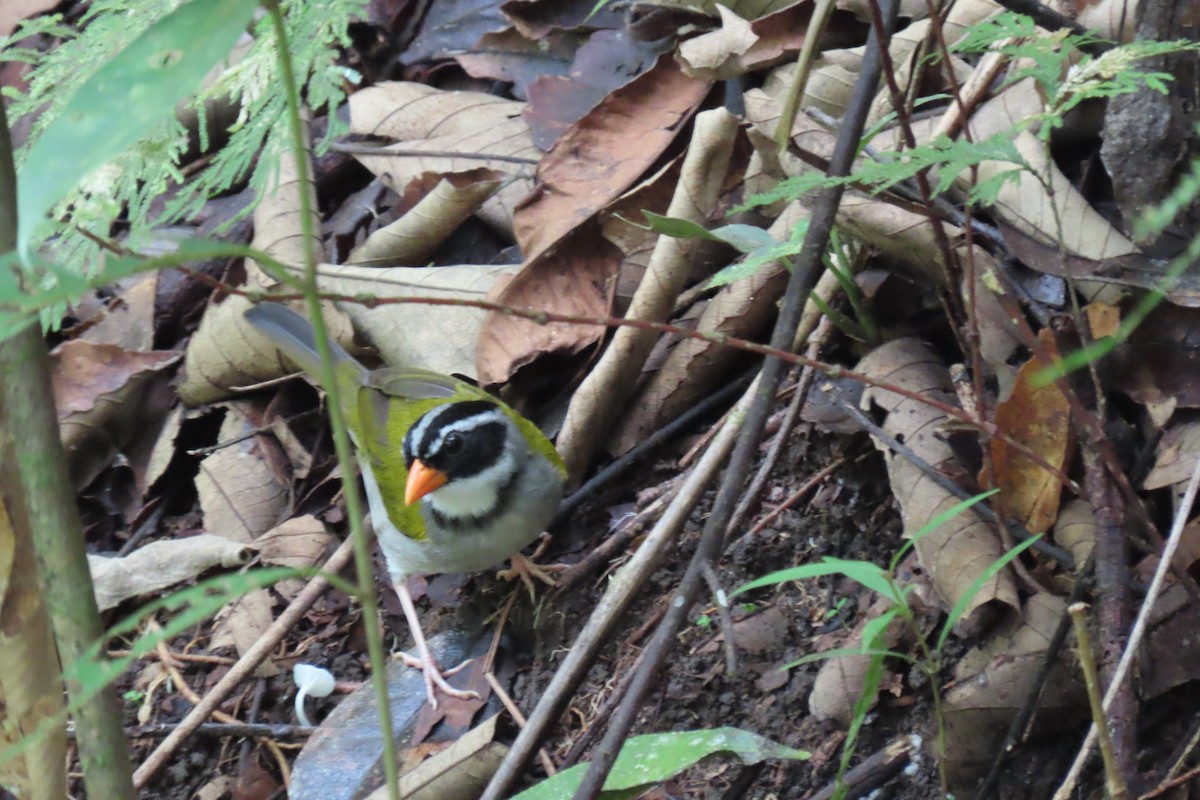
407,408 -> 440,454
427,407 -> 507,455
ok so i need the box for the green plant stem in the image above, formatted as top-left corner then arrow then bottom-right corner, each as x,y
890,586 -> 951,795
1069,602 -> 1128,800
0,90 -> 135,800
260,4 -> 400,799
774,0 -> 836,152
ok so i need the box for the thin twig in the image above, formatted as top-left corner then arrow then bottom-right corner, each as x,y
483,672 -> 556,777
122,722 -> 314,740
724,318 -> 831,541
742,457 -> 849,540
700,561 -> 737,675
330,141 -> 540,165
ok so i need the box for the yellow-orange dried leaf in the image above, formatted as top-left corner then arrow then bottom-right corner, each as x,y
1085,302 -> 1121,339
986,329 -> 1072,533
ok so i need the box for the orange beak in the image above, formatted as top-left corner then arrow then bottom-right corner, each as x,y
405,459 -> 448,506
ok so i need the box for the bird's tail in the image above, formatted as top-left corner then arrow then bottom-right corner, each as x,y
244,303 -> 366,390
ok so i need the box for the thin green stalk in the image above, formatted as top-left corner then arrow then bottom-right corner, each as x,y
1069,602 -> 1128,800
885,577 -> 952,796
260,4 -> 400,799
774,0 -> 837,152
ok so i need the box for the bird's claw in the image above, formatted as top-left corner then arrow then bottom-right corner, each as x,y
498,552 -> 565,600
398,652 -> 480,707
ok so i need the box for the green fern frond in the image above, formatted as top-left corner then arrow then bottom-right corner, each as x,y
1,0 -> 364,273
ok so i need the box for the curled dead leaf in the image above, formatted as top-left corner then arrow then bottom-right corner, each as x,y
857,338 -> 1019,633
88,534 -> 252,611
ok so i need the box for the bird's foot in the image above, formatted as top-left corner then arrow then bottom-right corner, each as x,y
397,651 -> 480,707
497,551 -> 566,600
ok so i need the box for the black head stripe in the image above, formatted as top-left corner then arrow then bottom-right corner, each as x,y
417,400 -> 501,456
404,400 -> 511,480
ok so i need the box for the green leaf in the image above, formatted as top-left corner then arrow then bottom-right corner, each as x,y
835,648 -> 888,799
642,211 -> 777,253
891,489 -> 998,570
733,558 -> 904,605
512,728 -> 809,800
781,646 -> 914,671
707,220 -> 810,288
860,606 -> 900,650
17,0 -> 260,256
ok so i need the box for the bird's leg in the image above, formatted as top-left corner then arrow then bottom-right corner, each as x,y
393,579 -> 480,708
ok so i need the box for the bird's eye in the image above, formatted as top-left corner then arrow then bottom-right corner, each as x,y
442,432 -> 464,454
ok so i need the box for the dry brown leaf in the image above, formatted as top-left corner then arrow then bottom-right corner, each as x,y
475,155 -> 684,386
315,262 -> 512,379
363,715 -> 505,800
258,515 -> 335,600
145,405 -> 184,489
210,587 -> 278,676
1142,579 -> 1200,700
676,5 -> 761,79
256,515 -> 333,567
858,338 -> 1018,631
986,330 -> 1071,534
346,170 -> 504,266
1144,419 -> 1200,500
78,273 -> 157,351
513,54 -> 712,264
762,0 -> 986,119
252,125 -> 325,269
557,108 -> 740,481
51,340 -> 180,490
866,20 -> 976,125
1063,0 -> 1139,40
975,130 -> 1140,264
194,776 -> 237,800
88,534 -> 252,611
348,82 -> 535,235
603,156 -> 687,306
942,593 -> 1084,790
179,295 -> 279,406
455,27 -> 582,100
476,226 -> 621,387
196,403 -> 289,544
763,46 -> 856,117
1052,498 -> 1095,565
1085,301 -> 1121,339
649,0 -> 800,18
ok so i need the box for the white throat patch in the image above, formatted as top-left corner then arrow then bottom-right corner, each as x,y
425,446 -> 518,519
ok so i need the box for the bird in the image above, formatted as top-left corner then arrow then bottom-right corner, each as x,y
243,303 -> 566,706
